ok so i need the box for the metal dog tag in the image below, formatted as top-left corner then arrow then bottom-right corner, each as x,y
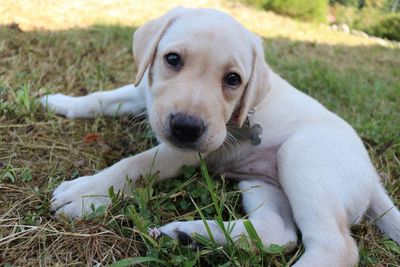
246,108 -> 262,145
229,108 -> 263,146
249,123 -> 262,145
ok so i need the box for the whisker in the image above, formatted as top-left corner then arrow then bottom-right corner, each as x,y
218,131 -> 242,165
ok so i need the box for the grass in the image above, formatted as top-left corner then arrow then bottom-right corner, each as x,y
0,0 -> 399,266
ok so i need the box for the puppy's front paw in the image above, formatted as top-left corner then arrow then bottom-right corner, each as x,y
40,93 -> 79,118
51,175 -> 112,218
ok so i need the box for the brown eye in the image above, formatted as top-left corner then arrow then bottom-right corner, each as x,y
224,73 -> 241,87
164,53 -> 182,69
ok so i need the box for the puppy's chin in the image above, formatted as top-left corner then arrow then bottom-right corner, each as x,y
166,140 -> 205,153
163,136 -> 222,153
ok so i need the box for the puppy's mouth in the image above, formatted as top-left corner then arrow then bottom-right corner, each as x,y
165,137 -> 204,152
163,129 -> 225,154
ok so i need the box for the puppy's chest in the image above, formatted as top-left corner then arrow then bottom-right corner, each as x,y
206,146 -> 280,187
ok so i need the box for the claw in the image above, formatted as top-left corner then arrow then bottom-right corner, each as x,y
148,227 -> 161,239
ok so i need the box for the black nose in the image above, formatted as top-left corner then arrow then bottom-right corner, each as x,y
170,113 -> 205,143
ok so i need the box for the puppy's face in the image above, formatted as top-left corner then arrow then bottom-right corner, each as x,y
134,8 -> 269,153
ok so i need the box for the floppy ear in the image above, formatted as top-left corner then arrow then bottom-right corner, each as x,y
237,36 -> 271,127
133,7 -> 184,86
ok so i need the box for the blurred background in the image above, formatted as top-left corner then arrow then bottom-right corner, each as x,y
1,0 -> 399,41
243,0 -> 400,41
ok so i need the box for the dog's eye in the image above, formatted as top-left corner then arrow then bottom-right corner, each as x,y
224,73 -> 241,87
164,53 -> 182,68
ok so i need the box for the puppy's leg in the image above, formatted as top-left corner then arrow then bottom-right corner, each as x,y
41,83 -> 147,118
159,180 -> 298,250
277,127 -> 375,267
51,143 -> 199,217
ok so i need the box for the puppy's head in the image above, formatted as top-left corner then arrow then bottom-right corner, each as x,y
134,7 -> 270,153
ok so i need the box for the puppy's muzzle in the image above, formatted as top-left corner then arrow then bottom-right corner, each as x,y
170,113 -> 205,143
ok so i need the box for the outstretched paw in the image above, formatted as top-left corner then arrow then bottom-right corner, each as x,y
41,93 -> 77,117
51,174 -> 112,218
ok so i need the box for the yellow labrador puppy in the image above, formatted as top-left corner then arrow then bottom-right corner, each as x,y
41,7 -> 400,267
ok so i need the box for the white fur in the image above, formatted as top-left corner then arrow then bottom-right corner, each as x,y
41,7 -> 400,267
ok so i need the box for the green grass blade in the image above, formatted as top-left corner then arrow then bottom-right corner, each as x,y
190,195 -> 215,243
108,256 -> 167,267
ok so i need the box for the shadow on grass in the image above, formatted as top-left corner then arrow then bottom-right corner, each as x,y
0,24 -> 399,266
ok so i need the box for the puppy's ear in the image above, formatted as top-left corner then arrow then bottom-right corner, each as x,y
133,7 -> 184,86
237,36 -> 271,127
